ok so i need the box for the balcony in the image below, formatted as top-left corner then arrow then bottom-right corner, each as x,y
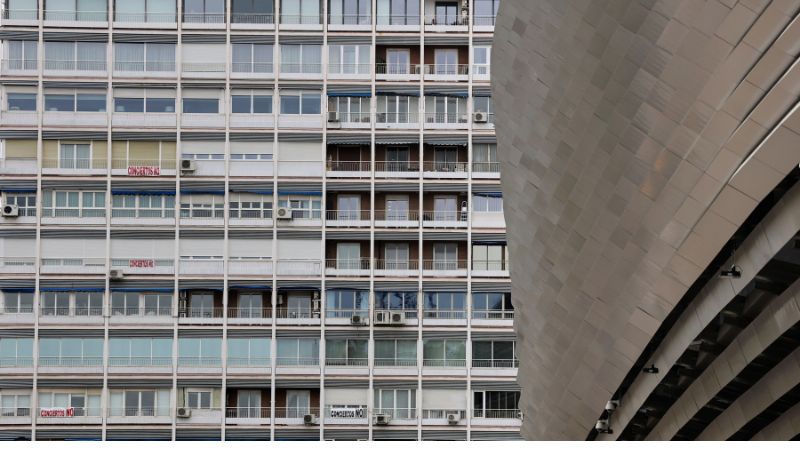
42,158 -> 107,175
227,307 -> 272,326
225,407 -> 271,425
43,112 -> 107,127
228,258 -> 273,276
279,63 -> 323,79
107,356 -> 173,374
180,209 -> 224,227
1,59 -> 37,76
0,406 -> 31,424
2,9 -> 37,24
112,113 -> 178,128
324,405 -> 369,424
374,259 -> 419,277
0,257 -> 35,274
182,62 -> 226,78
113,61 -> 177,78
0,111 -> 37,127
423,64 -> 469,81
328,112 -> 371,129
472,260 -> 510,277
182,13 -> 225,28
375,112 -> 419,129
230,113 -> 275,129
422,210 -> 468,228
275,259 -> 322,276
38,357 -> 103,374
422,409 -> 466,425
326,161 -> 371,179
472,161 -> 500,178
41,209 -> 105,226
277,113 -> 324,129
422,358 -> 467,376
0,158 -> 37,176
280,14 -> 323,30
374,210 -> 419,228
473,15 -> 497,31
275,357 -> 320,375
176,407 -> 223,424
325,258 -> 370,277
326,210 -> 371,227
327,64 -> 371,80
177,357 -> 223,375
472,211 -> 505,228
376,15 -> 421,31
376,63 -> 422,81
178,307 -> 224,325
422,259 -> 468,277
113,12 -> 178,28
328,14 -> 372,30
40,258 -> 105,274
472,310 -> 514,321
182,113 -> 226,128
471,409 -> 523,426
226,357 -> 271,375
0,356 -> 33,374
111,158 -> 177,176
423,112 -> 469,130
231,62 -> 275,79
107,407 -> 172,425
424,14 -> 469,32
111,211 -> 176,227
43,10 -> 107,25
231,13 -> 275,28
0,308 -> 34,325
37,407 -> 103,425
108,306 -> 173,326
274,407 -> 320,425
275,308 -> 320,325
44,60 -> 107,76
375,161 -> 420,178
179,258 -> 224,276
39,308 -> 104,326
473,63 -> 491,81
373,408 -> 418,424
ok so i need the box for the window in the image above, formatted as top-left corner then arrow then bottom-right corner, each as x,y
276,338 -> 319,366
384,48 -> 410,74
186,389 -> 212,409
109,389 -> 169,417
3,194 -> 36,217
183,97 -> 220,114
180,194 -> 225,218
473,46 -> 491,74
376,0 -> 419,25
6,41 -> 37,70
374,339 -> 416,366
114,43 -> 176,72
0,393 -> 31,417
39,390 -> 101,417
474,96 -> 494,122
114,0 -> 177,23
277,195 -> 321,219
374,388 -> 415,418
325,339 -> 367,365
229,194 -> 273,219
43,190 -> 106,218
325,290 -> 368,318
183,0 -> 225,23
328,44 -> 370,74
44,92 -> 106,112
58,143 -> 91,169
472,244 -> 509,271
6,0 -> 38,20
472,292 -> 513,319
329,0 -> 370,24
382,242 -> 410,270
0,338 -> 33,367
280,44 -> 321,73
472,194 -> 503,212
425,95 -> 467,123
280,91 -> 321,114
232,0 -> 274,23
44,41 -> 106,71
41,291 -> 103,316
281,0 -> 321,24
423,292 -> 466,319
6,93 -> 37,111
432,1 -> 459,25
44,0 -> 107,21
474,0 -> 500,25
144,294 -> 173,315
232,91 -> 273,114
472,340 -> 517,368
232,43 -> 273,73
178,338 -> 222,366
374,291 -> 417,316
2,292 -> 34,314
227,337 -> 270,366
433,48 -> 458,74
432,242 -> 459,269
473,391 -> 520,418
38,338 -> 103,366
112,194 -> 175,218
108,292 -> 172,316
328,96 -> 370,123
473,143 -> 498,172
376,95 -> 417,123
108,338 -> 173,366
423,339 -> 466,366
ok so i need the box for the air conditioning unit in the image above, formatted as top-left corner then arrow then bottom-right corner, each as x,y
328,111 -> 340,122
350,315 -> 367,326
109,269 -> 125,280
276,207 -> 293,220
1,204 -> 19,217
180,159 -> 196,172
176,407 -> 191,418
447,413 -> 460,425
390,312 -> 406,325
374,310 -> 391,325
374,414 -> 391,425
473,112 -> 488,123
303,414 -> 318,425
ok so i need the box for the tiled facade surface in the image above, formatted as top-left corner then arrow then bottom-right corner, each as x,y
493,0 -> 800,440
0,0 -> 521,442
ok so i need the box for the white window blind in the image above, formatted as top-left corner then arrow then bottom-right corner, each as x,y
422,389 -> 467,409
230,141 -> 273,155
41,238 -> 105,258
325,388 -> 367,405
182,44 -> 225,72
1,238 -> 35,257
276,239 -> 320,259
179,238 -> 223,256
229,239 -> 272,258
278,142 -> 321,162
110,239 -> 174,259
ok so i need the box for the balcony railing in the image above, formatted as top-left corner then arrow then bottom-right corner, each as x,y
373,408 -> 417,419
473,409 -> 521,419
374,358 -> 417,367
275,357 -> 319,367
330,111 -> 371,124
325,357 -> 368,367
231,62 -> 273,73
108,356 -> 172,367
114,13 -> 177,23
326,161 -> 371,172
326,210 -> 371,221
38,407 -> 102,418
275,308 -> 318,319
374,260 -> 419,271
374,161 -> 420,173
227,307 -> 272,319
1,306 -> 34,315
376,63 -> 422,75
44,60 -> 107,71
3,59 -> 37,71
183,13 -> 225,24
423,113 -> 469,125
472,310 -> 514,320
422,409 -> 466,420
3,9 -> 37,20
227,357 -> 270,367
472,161 -> 500,172
375,112 -> 418,124
325,258 -> 371,270
112,210 -> 175,220
423,310 -> 467,320
423,359 -> 466,367
280,14 -> 322,25
422,260 -> 468,271
107,407 -> 171,417
472,359 -> 519,368
0,257 -> 36,273
0,357 -> 33,368
275,259 -> 322,275
424,15 -> 469,26
422,210 -> 468,222
373,210 -> 419,222
328,64 -> 371,75
38,357 -> 103,367
423,64 -> 469,75
182,62 -> 226,73
112,159 -> 177,171
44,10 -> 107,21
325,309 -> 368,319
109,307 -> 173,318
42,209 -> 105,219
474,15 -> 497,26
226,407 -> 271,418
42,158 -> 107,170
40,258 -> 105,271
472,260 -> 511,271
177,357 -> 222,367
40,307 -> 104,317
280,63 -> 323,74
114,61 -> 176,72
0,407 -> 31,417
178,307 -> 224,319
231,13 -> 275,24
376,15 -> 420,25
274,407 -> 320,419
328,14 -> 372,25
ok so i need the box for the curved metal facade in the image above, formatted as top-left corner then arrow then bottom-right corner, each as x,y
493,0 -> 800,440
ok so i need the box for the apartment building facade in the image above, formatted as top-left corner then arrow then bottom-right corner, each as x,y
0,0 -> 519,441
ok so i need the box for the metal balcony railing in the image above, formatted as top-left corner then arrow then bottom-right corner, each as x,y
41,209 -> 106,219
107,407 -> 170,417
375,112 -> 419,124
471,260 -> 511,271
422,210 -> 468,221
1,306 -> 34,315
177,357 -> 222,367
326,210 -> 371,221
325,309 -> 368,319
471,359 -> 519,368
422,409 -> 466,420
114,61 -> 176,72
40,307 -> 104,317
44,60 -> 106,71
280,14 -> 322,25
112,159 -> 177,171
373,408 -> 417,419
472,161 -> 500,172
325,258 -> 371,270
44,10 -> 107,21
423,310 -> 467,320
424,15 -> 469,26
274,308 -> 318,319
275,259 -> 322,275
422,260 -> 468,271
473,63 -> 491,76
472,310 -> 514,320
38,357 -> 103,367
326,160 -> 372,172
274,407 -> 320,419
328,14 -> 372,25
3,59 -> 37,71
328,63 -> 371,75
374,358 -> 417,367
423,64 -> 469,75
226,357 -> 270,367
275,357 -> 319,367
376,15 -> 420,25
40,257 -> 105,268
109,307 -> 173,317
374,161 -> 420,172
3,9 -> 37,20
231,62 -> 273,73
231,13 -> 275,24
180,209 -> 224,219
374,260 -> 419,270
0,407 -> 31,417
329,111 -> 371,123
227,307 -> 272,319
373,210 -> 419,222
422,359 -> 466,367
473,409 -> 521,419
111,209 -> 175,219
178,307 -> 224,319
182,13 -> 225,24
376,63 -> 422,75
108,357 -> 172,367
0,357 -> 33,368
280,63 -> 323,74
473,15 -> 497,26
423,112 -> 469,125
114,12 -> 177,23
226,407 -> 271,419
42,158 -> 107,170
325,357 -> 368,367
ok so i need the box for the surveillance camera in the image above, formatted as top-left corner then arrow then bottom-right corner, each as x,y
642,364 -> 659,374
595,419 -> 613,434
720,264 -> 742,279
605,400 -> 619,412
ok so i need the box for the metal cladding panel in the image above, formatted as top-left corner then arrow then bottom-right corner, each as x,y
470,431 -> 523,441
224,429 -> 271,441
0,379 -> 33,388
471,282 -> 512,293
107,379 -> 173,388
0,329 -> 34,338
322,429 -> 369,440
230,35 -> 275,44
35,429 -> 103,439
0,429 -> 31,441
175,428 -> 222,441
422,430 -> 467,441
37,378 -> 103,387
176,379 -> 222,387
106,429 -> 173,441
273,379 -> 320,389
225,379 -> 271,388
372,429 -> 418,440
